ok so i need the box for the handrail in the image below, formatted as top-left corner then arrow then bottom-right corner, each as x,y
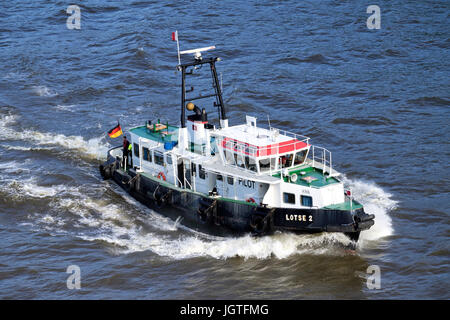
199,126 -> 334,176
310,145 -> 332,176
175,176 -> 183,188
216,134 -> 310,158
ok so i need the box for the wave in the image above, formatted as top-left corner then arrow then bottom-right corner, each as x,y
341,176 -> 396,244
407,96 -> 449,107
54,104 -> 76,112
2,177 -> 80,199
32,85 -> 58,97
0,113 -> 110,160
300,54 -> 331,65
332,116 -> 396,126
275,54 -> 332,65
0,159 -> 32,175
3,72 -> 30,81
21,175 -> 396,259
78,230 -> 352,259
1,144 -> 55,152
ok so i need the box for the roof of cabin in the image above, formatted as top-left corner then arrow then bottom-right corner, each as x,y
214,124 -> 309,157
215,124 -> 292,147
129,125 -> 179,144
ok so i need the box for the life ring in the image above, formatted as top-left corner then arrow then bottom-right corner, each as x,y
157,171 -> 166,181
290,173 -> 298,182
246,197 -> 256,203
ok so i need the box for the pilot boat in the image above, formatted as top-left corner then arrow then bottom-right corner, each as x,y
99,41 -> 374,242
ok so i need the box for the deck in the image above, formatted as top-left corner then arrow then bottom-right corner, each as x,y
273,166 -> 340,188
322,199 -> 363,210
129,125 -> 179,144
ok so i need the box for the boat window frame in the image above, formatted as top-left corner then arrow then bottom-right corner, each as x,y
283,192 -> 296,204
245,155 -> 257,172
301,195 -> 313,207
198,165 -> 206,179
133,143 -> 139,158
154,151 -> 164,166
143,147 -> 152,162
280,153 -> 294,169
293,149 -> 308,166
166,153 -> 172,165
258,156 -> 277,173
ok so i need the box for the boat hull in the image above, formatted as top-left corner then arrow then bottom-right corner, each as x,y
100,153 -> 374,242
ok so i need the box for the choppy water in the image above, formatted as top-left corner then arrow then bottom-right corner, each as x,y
0,0 -> 448,299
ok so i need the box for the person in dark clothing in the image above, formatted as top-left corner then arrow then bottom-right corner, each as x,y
122,136 -> 130,169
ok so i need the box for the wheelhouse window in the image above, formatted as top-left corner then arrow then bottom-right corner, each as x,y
166,154 -> 172,165
225,149 -> 235,165
301,195 -> 313,207
191,163 -> 197,176
245,155 -> 257,172
259,157 -> 277,172
210,137 -> 217,156
143,147 -> 151,162
154,151 -> 164,166
283,192 -> 295,204
280,154 -> 293,168
217,174 -> 223,181
235,152 -> 245,168
227,176 -> 234,185
133,143 -> 139,157
294,150 -> 307,166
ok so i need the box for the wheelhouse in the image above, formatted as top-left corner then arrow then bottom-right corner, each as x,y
212,116 -> 311,175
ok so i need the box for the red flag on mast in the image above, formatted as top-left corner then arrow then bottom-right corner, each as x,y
171,31 -> 178,41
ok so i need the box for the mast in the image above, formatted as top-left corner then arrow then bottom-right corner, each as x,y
177,45 -> 227,129
181,65 -> 187,128
210,60 -> 227,124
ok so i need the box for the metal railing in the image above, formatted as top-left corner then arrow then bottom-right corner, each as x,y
309,145 -> 333,176
215,128 -> 310,158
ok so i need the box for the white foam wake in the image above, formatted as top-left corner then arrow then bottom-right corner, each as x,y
342,176 -> 397,244
1,177 -> 80,199
0,113 -> 110,159
35,187 -> 353,259
23,174 -> 398,259
0,159 -> 32,174
32,85 -> 58,97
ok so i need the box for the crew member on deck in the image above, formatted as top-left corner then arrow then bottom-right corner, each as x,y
128,143 -> 133,168
123,136 -> 130,169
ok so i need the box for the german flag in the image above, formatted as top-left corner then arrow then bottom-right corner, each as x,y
107,123 -> 123,138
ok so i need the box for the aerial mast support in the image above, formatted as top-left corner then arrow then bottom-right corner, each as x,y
175,40 -> 228,129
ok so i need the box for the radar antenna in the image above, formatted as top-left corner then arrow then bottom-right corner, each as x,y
180,46 -> 216,61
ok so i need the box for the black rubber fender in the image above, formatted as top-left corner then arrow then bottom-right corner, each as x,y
99,164 -> 112,180
249,214 -> 269,235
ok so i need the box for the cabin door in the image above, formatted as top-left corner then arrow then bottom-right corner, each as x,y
215,174 -> 226,196
177,158 -> 184,188
177,158 -> 193,190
